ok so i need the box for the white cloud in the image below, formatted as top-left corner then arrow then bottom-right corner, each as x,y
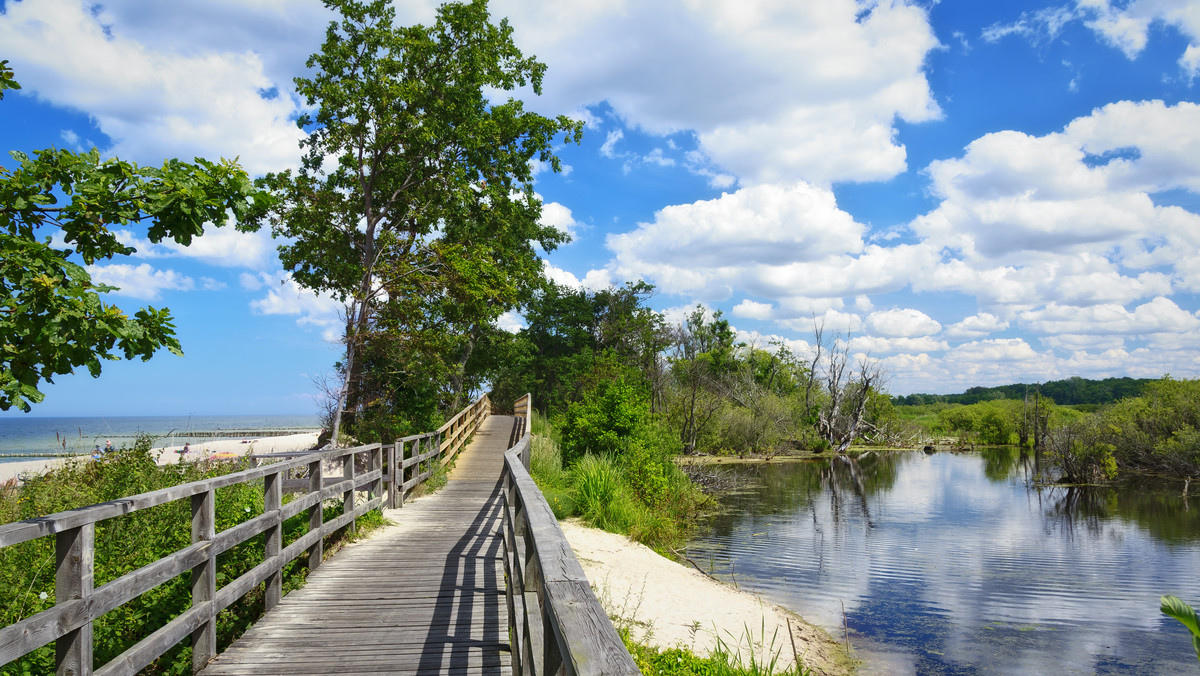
609,182 -> 867,298
540,202 -> 580,240
88,263 -> 195,300
1019,297 -> 1200,336
848,335 -> 950,354
496,310 -> 525,333
731,300 -> 774,320
864,308 -> 941,338
113,225 -> 276,270
0,0 -> 312,174
600,129 -> 624,158
1077,0 -> 1200,75
487,0 -> 941,186
249,273 -> 343,340
909,101 -> 1200,316
945,313 -> 1010,340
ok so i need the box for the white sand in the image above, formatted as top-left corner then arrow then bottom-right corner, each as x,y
0,432 -> 319,484
561,519 -> 850,675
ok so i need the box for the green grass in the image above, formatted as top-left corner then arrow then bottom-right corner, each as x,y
620,623 -> 815,676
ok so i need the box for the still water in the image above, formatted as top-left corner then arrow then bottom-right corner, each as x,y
684,450 -> 1200,675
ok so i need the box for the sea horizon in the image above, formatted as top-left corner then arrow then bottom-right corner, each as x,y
0,414 -> 322,461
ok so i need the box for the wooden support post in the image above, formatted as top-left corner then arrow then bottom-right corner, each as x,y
385,443 -> 394,508
191,489 -> 216,672
397,440 -> 407,508
55,523 -> 94,676
344,449 -> 356,534
264,469 -> 282,611
371,445 -> 382,503
308,458 -> 324,571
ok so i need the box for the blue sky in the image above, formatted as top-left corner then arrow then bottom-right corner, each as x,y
2,0 -> 1200,416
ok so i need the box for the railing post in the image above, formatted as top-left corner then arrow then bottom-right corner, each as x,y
264,469 -> 282,611
308,457 -> 324,571
191,489 -> 216,671
55,524 -> 94,676
388,441 -> 399,508
370,445 -> 382,502
344,449 -> 356,534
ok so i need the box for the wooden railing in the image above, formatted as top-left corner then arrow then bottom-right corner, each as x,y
0,393 -> 491,675
501,394 -> 639,676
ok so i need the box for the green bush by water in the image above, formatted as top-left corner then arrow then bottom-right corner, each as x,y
527,411 -> 703,550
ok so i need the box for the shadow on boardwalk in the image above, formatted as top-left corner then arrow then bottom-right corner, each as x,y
202,415 -> 515,676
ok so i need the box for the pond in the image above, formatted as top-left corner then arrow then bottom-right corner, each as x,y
684,449 -> 1200,675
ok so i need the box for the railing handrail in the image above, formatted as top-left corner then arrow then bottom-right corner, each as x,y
500,395 -> 640,676
0,392 -> 491,675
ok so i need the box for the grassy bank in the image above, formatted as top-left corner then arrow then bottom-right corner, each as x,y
526,411 -> 705,551
0,437 -> 383,675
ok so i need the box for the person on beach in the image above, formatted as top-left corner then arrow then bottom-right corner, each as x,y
104,439 -> 113,453
178,443 -> 190,457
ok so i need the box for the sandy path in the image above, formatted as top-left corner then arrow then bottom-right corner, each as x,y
561,519 -> 852,675
0,432 -> 319,484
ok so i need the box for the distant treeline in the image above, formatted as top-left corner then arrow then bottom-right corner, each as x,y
894,376 -> 1156,407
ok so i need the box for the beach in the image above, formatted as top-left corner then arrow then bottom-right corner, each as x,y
0,432 -> 320,485
560,519 -> 851,674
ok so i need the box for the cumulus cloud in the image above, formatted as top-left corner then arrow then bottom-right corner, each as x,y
88,263 -> 195,300
911,101 -> 1200,311
865,308 -> 941,338
540,202 -> 581,240
1019,297 -> 1200,336
541,261 -> 612,291
484,0 -> 940,186
1078,0 -> 1200,75
945,313 -> 1010,340
0,0 -> 312,174
732,300 -> 775,321
609,182 -> 867,297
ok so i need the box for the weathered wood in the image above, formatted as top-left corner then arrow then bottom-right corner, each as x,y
191,489 -> 216,671
307,457 -> 323,571
55,523 -> 93,676
202,412 -> 509,675
500,399 -> 639,676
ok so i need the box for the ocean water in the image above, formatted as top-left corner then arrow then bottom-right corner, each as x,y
0,414 -> 321,462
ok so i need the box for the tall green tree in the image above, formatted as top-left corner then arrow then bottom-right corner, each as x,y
263,0 -> 581,443
0,61 -> 271,411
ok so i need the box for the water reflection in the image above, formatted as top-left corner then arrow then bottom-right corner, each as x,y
686,452 -> 1200,675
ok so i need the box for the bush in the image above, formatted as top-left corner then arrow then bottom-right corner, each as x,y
558,376 -> 649,463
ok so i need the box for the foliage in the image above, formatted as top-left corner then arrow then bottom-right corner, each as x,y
559,375 -> 651,463
0,437 -> 383,674
526,414 -> 702,549
620,624 -> 814,676
264,0 -> 582,443
1161,595 -> 1200,662
0,66 -> 271,412
896,376 -> 1154,407
491,281 -> 668,415
1046,377 -> 1200,479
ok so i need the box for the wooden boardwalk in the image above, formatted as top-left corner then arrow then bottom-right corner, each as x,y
201,415 -> 516,676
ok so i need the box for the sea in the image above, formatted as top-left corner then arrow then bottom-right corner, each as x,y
0,415 -> 322,462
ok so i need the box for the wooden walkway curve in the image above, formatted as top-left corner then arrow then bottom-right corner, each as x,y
201,415 -> 516,676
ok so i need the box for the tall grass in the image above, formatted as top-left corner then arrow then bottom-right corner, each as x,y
526,412 -> 703,549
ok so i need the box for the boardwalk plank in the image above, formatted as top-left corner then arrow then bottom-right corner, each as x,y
200,415 -> 515,676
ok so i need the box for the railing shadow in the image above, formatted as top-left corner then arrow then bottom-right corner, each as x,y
415,475 -> 508,674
